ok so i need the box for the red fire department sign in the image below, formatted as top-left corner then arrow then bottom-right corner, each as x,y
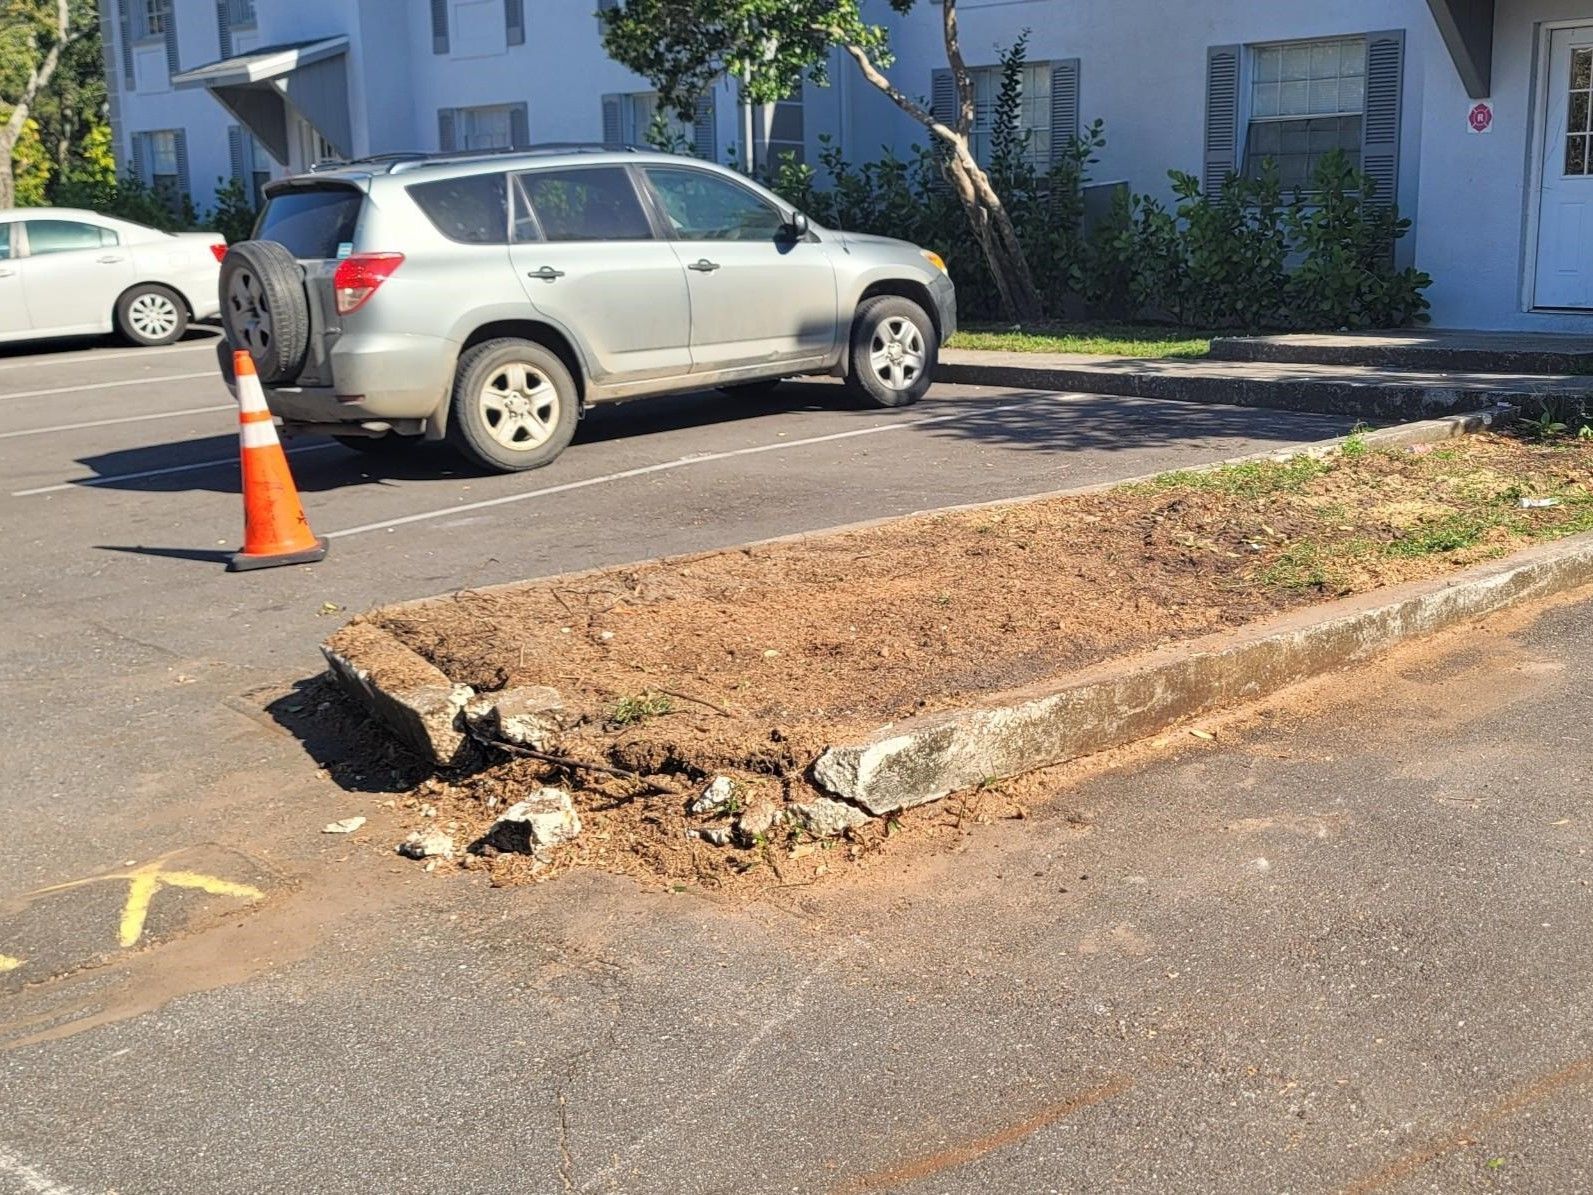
1468,101 -> 1495,134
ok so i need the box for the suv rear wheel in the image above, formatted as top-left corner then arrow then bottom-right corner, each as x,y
447,338 -> 579,473
220,241 -> 311,383
846,295 -> 937,408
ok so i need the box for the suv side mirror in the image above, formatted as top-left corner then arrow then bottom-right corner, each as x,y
782,211 -> 810,240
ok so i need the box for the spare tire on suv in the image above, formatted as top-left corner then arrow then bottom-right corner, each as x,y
220,241 -> 311,384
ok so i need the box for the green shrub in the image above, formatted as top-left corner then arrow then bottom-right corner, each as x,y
50,172 -> 260,244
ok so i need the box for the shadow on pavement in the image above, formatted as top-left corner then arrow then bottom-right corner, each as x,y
261,676 -> 431,796
0,325 -> 222,361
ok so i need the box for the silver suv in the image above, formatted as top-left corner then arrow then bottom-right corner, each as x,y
218,145 -> 956,472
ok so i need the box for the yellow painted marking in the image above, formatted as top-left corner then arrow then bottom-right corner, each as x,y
114,863 -> 265,948
0,954 -> 23,973
22,855 -> 266,950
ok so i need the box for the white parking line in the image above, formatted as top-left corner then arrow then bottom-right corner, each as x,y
0,371 -> 217,402
327,402 -> 1025,540
11,442 -> 341,496
0,404 -> 232,440
0,339 -> 216,372
0,1146 -> 83,1195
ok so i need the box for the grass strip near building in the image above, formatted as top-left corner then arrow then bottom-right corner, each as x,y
947,322 -> 1216,359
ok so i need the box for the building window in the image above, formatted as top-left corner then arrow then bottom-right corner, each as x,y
1564,47 -> 1592,175
968,63 -> 1051,169
622,93 -> 692,148
136,0 -> 172,40
1245,37 -> 1365,188
458,104 -> 515,150
759,92 -> 805,167
147,130 -> 181,205
227,0 -> 257,26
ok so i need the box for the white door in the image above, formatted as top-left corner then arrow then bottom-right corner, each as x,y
0,221 -> 27,336
1535,25 -> 1593,308
19,219 -> 134,335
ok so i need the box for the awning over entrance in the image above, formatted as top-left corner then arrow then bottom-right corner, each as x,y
1427,0 -> 1494,98
171,36 -> 351,164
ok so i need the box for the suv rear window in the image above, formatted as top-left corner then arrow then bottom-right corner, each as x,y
257,187 -> 364,259
407,174 -> 508,244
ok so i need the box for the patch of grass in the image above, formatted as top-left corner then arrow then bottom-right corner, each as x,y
1148,454 -> 1332,500
949,322 -> 1214,360
1258,538 -> 1378,590
1385,512 -> 1494,557
609,691 -> 674,725
1339,428 -> 1371,458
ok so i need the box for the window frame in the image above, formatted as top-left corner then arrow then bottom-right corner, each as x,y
1240,34 -> 1368,188
638,164 -> 791,243
21,219 -> 119,257
406,172 -> 513,246
964,61 -> 1055,171
227,0 -> 257,28
135,0 -> 172,42
510,165 -> 661,245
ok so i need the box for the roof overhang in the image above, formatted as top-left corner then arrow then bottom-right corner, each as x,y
170,36 -> 349,90
170,37 -> 352,164
1427,0 -> 1494,99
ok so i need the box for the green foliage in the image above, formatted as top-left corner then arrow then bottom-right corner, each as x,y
10,116 -> 48,205
49,170 -> 259,242
207,178 -> 260,244
610,691 -> 674,726
599,0 -> 905,119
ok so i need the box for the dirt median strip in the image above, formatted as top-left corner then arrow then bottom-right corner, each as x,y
318,413 -> 1592,889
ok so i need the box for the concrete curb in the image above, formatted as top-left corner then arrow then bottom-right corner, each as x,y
936,351 -> 1582,419
320,408 -> 1524,785
814,532 -> 1593,815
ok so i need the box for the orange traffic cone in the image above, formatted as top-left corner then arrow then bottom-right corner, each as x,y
229,349 -> 328,571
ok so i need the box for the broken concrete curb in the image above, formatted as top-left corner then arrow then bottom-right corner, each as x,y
814,531 -> 1593,815
321,626 -> 473,766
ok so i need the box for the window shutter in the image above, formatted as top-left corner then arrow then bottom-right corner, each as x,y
1048,58 -> 1080,166
510,103 -> 530,148
437,108 -> 457,151
163,15 -> 180,77
129,132 -> 147,185
216,0 -> 232,57
430,0 -> 449,54
1203,45 -> 1241,193
1362,30 -> 1406,210
117,1 -> 136,89
930,68 -> 956,126
601,94 -> 623,145
228,125 -> 245,184
174,129 -> 191,202
505,0 -> 524,46
693,91 -> 717,160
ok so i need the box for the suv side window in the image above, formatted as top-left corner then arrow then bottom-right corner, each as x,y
643,167 -> 786,242
24,220 -> 117,255
514,166 -> 653,242
0,223 -> 11,260
407,173 -> 509,245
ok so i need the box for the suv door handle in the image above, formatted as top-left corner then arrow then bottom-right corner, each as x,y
97,255 -> 126,264
687,259 -> 720,272
526,266 -> 565,281
0,268 -> 14,278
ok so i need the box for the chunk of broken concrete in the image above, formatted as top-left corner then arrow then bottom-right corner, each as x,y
322,623 -> 473,765
463,685 -> 571,751
485,787 -> 582,855
690,775 -> 736,815
786,796 -> 869,838
322,816 -> 366,834
735,799 -> 782,844
397,828 -> 455,860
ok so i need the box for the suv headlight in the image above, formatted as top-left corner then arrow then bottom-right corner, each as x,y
920,250 -> 948,274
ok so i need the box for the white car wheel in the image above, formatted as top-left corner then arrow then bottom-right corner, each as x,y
115,284 -> 189,347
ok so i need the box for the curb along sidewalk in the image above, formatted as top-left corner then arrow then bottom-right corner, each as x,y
936,347 -> 1593,419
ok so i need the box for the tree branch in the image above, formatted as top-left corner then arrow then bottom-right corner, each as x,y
838,40 -> 961,149
3,0 -> 72,145
941,0 -> 973,136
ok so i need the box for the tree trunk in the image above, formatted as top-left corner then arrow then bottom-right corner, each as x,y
0,130 -> 15,210
837,0 -> 1047,323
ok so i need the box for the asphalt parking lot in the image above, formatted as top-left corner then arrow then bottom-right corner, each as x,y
7,329 -> 1589,1193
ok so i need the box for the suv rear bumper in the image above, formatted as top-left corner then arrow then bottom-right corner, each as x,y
217,333 -> 455,431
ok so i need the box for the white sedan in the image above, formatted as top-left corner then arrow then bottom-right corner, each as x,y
0,207 -> 226,348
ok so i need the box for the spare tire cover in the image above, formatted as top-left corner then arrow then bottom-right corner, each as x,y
220,240 -> 311,384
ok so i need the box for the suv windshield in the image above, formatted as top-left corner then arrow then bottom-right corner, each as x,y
257,187 -> 364,259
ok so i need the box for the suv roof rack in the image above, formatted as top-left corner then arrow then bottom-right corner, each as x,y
306,143 -> 653,176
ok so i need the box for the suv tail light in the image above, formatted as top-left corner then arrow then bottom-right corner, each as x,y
209,242 -> 228,263
333,252 -> 405,315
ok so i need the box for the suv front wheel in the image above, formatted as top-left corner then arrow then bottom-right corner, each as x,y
447,338 -> 579,472
846,295 -> 938,408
